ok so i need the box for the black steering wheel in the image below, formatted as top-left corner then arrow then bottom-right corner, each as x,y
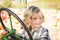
0,8 -> 33,40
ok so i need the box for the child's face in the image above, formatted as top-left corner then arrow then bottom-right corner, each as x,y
30,12 -> 44,29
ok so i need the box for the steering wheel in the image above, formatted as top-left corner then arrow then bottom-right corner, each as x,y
0,8 -> 33,40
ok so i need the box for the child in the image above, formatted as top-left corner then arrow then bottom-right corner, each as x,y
21,6 -> 51,40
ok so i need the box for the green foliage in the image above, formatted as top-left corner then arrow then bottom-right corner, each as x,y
18,0 -> 27,8
3,0 -> 12,7
37,0 -> 60,2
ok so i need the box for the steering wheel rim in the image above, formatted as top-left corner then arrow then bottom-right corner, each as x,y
0,8 -> 33,40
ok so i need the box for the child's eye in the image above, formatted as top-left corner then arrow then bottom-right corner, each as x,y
31,18 -> 42,20
32,18 -> 37,20
31,17 -> 37,20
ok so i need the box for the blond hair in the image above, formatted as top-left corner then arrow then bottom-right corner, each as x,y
23,6 -> 44,28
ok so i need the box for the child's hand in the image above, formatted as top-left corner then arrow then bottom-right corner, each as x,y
0,29 -> 7,39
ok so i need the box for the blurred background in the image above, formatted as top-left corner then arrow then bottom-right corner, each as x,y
0,0 -> 60,40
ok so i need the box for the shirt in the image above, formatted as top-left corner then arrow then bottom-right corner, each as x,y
18,26 -> 51,40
